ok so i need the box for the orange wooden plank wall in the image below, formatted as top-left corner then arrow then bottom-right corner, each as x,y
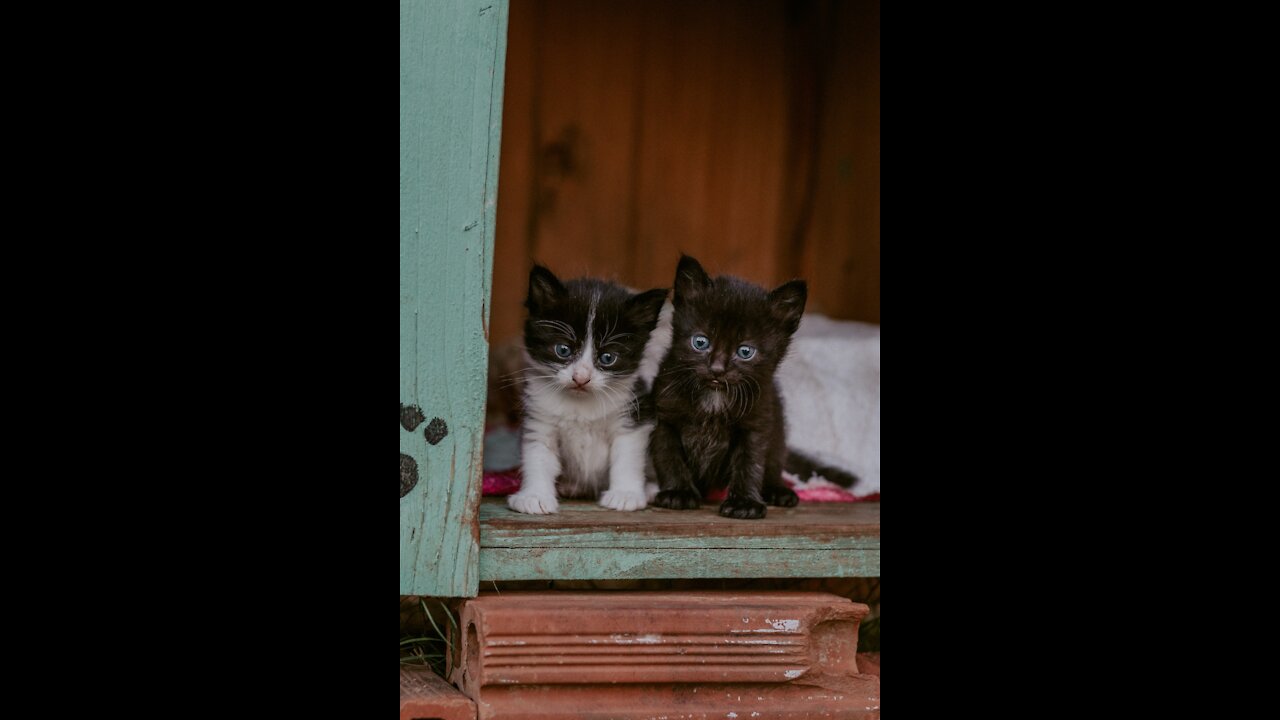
492,0 -> 880,345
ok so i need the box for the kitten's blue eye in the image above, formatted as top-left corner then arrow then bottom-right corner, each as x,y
691,335 -> 711,353
737,345 -> 757,361
555,344 -> 573,359
599,352 -> 619,368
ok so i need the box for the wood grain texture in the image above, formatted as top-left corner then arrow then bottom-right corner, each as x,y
401,0 -> 509,598
801,0 -> 880,323
488,0 -> 537,369
490,0 -> 881,345
630,0 -> 791,289
482,548 -> 880,581
479,499 -> 881,580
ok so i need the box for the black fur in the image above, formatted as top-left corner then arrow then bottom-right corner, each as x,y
785,449 -> 860,489
649,256 -> 808,520
524,265 -> 667,421
628,377 -> 656,425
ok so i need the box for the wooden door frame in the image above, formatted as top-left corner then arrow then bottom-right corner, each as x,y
400,0 -> 509,598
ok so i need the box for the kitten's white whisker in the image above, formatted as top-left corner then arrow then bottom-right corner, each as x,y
604,315 -> 618,348
596,383 -> 626,415
534,320 -> 577,341
499,370 -> 558,390
602,332 -> 635,347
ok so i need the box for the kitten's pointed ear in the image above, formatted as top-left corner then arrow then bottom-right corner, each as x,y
527,265 -> 566,313
769,280 -> 808,335
674,255 -> 713,305
625,288 -> 670,330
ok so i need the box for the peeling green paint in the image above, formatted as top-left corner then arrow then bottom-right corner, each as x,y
479,500 -> 882,581
400,0 -> 508,598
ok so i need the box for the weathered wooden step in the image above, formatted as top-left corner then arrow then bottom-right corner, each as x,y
400,666 -> 477,720
479,499 -> 881,581
450,591 -> 880,719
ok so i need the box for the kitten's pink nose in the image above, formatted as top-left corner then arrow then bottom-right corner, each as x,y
572,369 -> 593,388
710,359 -> 727,376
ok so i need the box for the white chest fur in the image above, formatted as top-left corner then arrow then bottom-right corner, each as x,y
545,411 -> 623,495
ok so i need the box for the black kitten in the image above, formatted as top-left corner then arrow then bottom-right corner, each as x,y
648,256 -> 808,520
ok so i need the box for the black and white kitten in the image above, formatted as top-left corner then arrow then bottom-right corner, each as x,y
649,256 -> 810,520
508,266 -> 671,515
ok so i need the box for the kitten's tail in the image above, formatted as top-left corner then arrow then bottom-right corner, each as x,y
785,449 -> 860,489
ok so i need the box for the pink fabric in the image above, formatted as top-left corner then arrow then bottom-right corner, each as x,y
483,469 -> 525,497
483,468 -> 879,504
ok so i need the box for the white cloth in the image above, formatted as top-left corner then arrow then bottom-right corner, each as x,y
778,316 -> 881,496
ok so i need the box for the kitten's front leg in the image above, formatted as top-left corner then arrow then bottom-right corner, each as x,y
722,435 -> 768,520
600,424 -> 653,512
762,449 -> 799,508
650,421 -> 702,510
509,423 -> 561,515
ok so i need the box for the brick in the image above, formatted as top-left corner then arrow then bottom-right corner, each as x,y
401,666 -> 476,720
857,653 -> 880,678
450,592 -> 880,719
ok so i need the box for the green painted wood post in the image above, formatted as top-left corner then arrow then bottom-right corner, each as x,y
400,0 -> 508,597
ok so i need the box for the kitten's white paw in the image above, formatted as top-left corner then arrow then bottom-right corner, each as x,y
600,490 -> 648,512
508,492 -> 560,515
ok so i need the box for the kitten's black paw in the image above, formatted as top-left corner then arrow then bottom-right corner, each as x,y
719,497 -> 767,520
653,489 -> 702,511
764,485 -> 799,508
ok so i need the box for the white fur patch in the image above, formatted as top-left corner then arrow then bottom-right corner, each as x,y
776,316 -> 881,495
700,388 -> 727,414
636,301 -> 674,391
600,423 -> 653,511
